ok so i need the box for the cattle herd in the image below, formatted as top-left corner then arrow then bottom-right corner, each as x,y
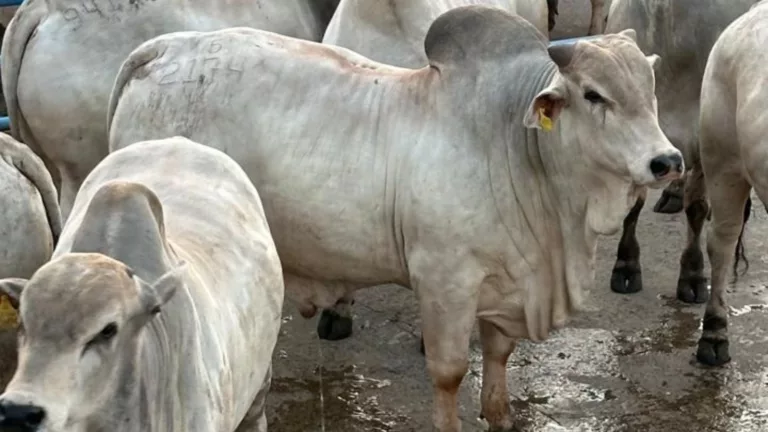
0,0 -> 764,431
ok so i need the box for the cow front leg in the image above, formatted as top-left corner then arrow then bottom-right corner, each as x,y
419,276 -> 478,431
697,172 -> 750,366
316,293 -> 355,341
479,320 -> 517,432
677,166 -> 709,303
610,189 -> 645,294
652,177 -> 685,214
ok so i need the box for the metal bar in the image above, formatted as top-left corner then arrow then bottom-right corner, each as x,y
548,35 -> 601,47
0,117 -> 9,131
0,0 -> 23,6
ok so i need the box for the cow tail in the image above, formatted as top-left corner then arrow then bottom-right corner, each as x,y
3,134 -> 62,245
1,0 -> 44,152
732,196 -> 752,282
106,38 -> 163,144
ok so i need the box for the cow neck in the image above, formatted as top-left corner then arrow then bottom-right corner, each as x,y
538,112 -> 645,317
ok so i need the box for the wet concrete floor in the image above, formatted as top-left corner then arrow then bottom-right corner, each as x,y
255,188 -> 768,432
2,188 -> 768,431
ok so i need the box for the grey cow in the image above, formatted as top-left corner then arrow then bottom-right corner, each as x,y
0,137 -> 284,432
604,0 -> 760,304
106,6 -> 680,430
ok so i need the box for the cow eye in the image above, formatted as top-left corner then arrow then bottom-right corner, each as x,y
96,322 -> 118,342
584,90 -> 606,104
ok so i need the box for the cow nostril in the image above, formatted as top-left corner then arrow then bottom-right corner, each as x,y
649,156 -> 672,177
25,406 -> 45,426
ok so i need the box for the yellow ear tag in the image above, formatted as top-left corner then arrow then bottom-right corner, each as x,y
0,295 -> 17,329
538,107 -> 553,132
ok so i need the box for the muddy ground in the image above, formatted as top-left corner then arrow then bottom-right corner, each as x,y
2,190 -> 768,432
251,187 -> 768,432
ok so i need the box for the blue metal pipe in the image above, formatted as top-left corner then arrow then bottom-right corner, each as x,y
0,116 -> 9,131
0,0 -> 23,6
548,35 -> 601,47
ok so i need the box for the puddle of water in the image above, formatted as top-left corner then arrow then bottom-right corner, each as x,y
614,295 -> 700,356
266,365 -> 409,432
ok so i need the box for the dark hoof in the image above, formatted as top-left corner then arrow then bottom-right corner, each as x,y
653,190 -> 684,214
610,267 -> 642,294
419,335 -> 425,356
676,276 -> 709,304
696,337 -> 731,366
317,310 -> 353,341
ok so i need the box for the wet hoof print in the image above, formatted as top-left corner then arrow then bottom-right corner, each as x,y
610,266 -> 642,294
316,309 -> 353,341
696,337 -> 731,366
652,188 -> 684,214
676,276 -> 709,303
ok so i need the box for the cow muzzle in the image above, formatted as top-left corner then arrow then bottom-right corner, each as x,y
0,398 -> 46,432
648,152 -> 684,182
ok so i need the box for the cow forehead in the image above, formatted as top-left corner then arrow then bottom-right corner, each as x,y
569,36 -> 655,106
20,254 -> 135,341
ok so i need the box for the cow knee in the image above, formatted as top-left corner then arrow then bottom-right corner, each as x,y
427,357 -> 468,392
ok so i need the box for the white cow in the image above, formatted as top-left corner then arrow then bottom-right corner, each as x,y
1,0 -> 340,222
696,0 -> 768,367
0,137 -> 284,432
0,131 -> 61,280
322,0 -> 549,68
106,7 -> 681,430
603,0 -> 760,304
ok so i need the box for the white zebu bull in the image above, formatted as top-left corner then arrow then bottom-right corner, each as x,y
0,132 -> 61,280
106,7 -> 681,430
1,0 -> 340,222
604,0 -> 760,304
0,137 -> 284,432
696,0 -> 768,367
322,0 -> 549,69
319,0 -> 551,342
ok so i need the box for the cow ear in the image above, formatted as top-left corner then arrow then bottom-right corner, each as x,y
646,54 -> 661,72
618,28 -> 638,42
135,262 -> 187,316
0,278 -> 27,310
523,77 -> 567,131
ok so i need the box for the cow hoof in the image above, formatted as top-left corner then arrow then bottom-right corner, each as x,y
610,267 -> 642,294
696,337 -> 730,366
317,310 -> 353,341
652,189 -> 684,214
676,276 -> 709,304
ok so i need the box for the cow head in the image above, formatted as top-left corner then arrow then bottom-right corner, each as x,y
524,29 -> 684,187
0,253 -> 185,432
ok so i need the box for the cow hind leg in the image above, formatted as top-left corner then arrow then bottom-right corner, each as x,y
478,320 -> 517,432
697,172 -> 750,366
316,294 -> 355,341
652,177 -> 685,214
610,190 -> 645,294
676,165 -> 710,303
